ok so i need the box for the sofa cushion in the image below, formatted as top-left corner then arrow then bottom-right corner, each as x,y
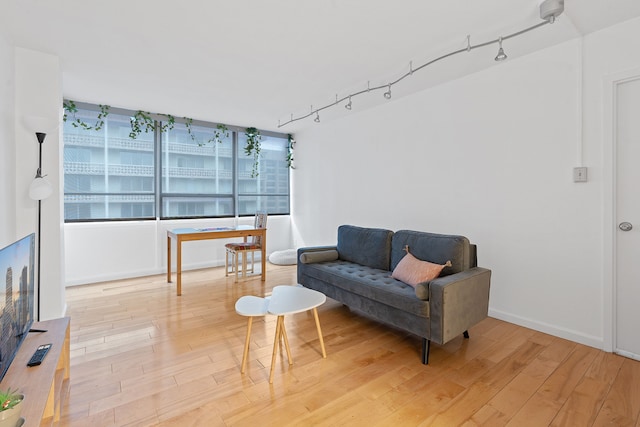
391,251 -> 451,287
300,249 -> 339,264
299,259 -> 430,313
391,230 -> 470,276
337,225 -> 394,271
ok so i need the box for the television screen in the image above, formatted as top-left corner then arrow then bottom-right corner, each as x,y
0,233 -> 35,381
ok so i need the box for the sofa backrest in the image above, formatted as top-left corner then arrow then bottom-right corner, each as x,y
391,230 -> 471,276
337,225 -> 394,270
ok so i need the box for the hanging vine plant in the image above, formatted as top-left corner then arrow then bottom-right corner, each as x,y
213,124 -> 230,144
63,100 -> 110,131
185,119 -> 230,146
286,134 -> 295,169
62,101 -> 283,177
244,127 -> 262,178
129,111 -> 175,139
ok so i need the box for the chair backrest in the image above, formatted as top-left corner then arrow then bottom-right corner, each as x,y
253,211 -> 268,245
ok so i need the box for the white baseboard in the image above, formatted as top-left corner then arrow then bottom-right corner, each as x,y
64,254 -> 267,287
65,260 -> 228,287
614,348 -> 640,361
65,266 -> 168,287
489,308 -> 605,350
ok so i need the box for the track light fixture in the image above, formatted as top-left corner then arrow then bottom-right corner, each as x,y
540,0 -> 564,23
383,85 -> 392,99
277,0 -> 563,128
495,37 -> 507,61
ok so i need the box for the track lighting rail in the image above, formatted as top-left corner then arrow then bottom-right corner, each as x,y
278,15 -> 554,128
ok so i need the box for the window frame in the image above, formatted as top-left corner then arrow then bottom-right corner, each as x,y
63,102 -> 291,222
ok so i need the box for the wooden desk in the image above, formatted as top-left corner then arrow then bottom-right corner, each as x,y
0,317 -> 70,427
167,227 -> 267,295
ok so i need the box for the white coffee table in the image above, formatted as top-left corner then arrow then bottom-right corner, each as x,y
235,285 -> 327,384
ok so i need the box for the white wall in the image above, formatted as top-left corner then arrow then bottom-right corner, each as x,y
0,34 -> 15,245
64,215 -> 293,286
0,38 -> 65,321
14,48 -> 66,320
291,25 -> 640,350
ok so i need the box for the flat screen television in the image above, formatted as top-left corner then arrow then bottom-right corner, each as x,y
0,233 -> 35,381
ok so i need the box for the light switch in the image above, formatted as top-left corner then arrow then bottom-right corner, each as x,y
573,167 -> 588,182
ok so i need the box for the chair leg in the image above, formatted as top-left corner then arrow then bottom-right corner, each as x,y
234,251 -> 239,282
241,251 -> 247,279
422,338 -> 430,365
225,250 -> 229,277
463,330 -> 470,339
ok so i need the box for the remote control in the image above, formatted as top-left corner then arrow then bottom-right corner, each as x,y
27,343 -> 52,367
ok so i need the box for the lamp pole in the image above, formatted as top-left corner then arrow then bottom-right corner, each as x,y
35,132 -> 46,321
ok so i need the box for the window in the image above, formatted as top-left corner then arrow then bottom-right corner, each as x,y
237,133 -> 290,216
63,102 -> 290,221
160,122 -> 235,219
63,108 -> 155,221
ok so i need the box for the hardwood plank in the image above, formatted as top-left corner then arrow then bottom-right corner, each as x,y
59,265 -> 640,426
506,393 -> 563,427
592,358 -> 640,425
550,351 -> 625,426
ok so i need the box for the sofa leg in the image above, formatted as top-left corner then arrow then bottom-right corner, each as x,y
422,338 -> 430,365
463,330 -> 469,339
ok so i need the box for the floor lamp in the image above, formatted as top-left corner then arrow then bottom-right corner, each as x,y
28,132 -> 52,322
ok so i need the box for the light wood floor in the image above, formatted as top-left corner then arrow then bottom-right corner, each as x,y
60,264 -> 640,427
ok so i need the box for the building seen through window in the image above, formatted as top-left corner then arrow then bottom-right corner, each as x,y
63,103 -> 290,221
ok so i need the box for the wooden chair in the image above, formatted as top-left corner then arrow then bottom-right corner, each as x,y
225,211 -> 267,282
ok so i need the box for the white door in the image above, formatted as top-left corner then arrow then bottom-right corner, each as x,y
615,76 -> 640,360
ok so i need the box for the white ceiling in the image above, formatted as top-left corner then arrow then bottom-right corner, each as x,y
3,0 -> 640,133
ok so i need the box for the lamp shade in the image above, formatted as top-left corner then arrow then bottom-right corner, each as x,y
29,176 -> 53,200
22,115 -> 58,134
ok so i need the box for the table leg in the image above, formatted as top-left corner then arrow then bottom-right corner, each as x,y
280,319 -> 293,365
269,316 -> 284,384
241,317 -> 253,374
167,236 -> 172,283
312,308 -> 327,358
177,239 -> 182,296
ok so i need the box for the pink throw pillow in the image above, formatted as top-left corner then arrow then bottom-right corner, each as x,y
392,251 -> 451,287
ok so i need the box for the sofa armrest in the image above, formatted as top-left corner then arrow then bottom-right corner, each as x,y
428,267 -> 491,345
297,246 -> 338,285
297,246 -> 338,259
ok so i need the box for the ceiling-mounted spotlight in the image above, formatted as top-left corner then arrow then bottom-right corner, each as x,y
383,84 -> 392,99
495,37 -> 507,61
345,96 -> 352,110
540,0 -> 564,23
314,112 -> 320,123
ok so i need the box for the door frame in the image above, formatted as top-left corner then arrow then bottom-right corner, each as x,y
603,67 -> 640,355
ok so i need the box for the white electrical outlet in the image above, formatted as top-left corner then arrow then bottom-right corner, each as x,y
573,167 -> 588,182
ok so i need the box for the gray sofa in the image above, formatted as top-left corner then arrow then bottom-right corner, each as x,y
297,225 -> 491,364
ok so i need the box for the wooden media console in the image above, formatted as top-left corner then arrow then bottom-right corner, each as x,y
0,317 -> 70,427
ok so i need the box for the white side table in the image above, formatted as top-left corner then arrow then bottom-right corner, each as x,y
267,285 -> 327,384
235,285 -> 327,384
235,296 -> 281,374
